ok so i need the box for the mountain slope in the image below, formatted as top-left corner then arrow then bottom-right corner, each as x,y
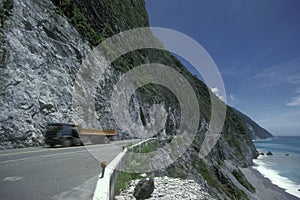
233,108 -> 273,139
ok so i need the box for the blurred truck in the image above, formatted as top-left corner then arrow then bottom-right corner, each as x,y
44,123 -> 116,147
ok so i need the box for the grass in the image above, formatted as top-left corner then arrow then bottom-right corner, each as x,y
115,172 -> 141,195
129,139 -> 161,153
139,140 -> 160,153
115,140 -> 159,194
195,159 -> 219,188
125,141 -> 139,148
115,139 -> 167,194
193,159 -> 249,200
232,169 -> 256,193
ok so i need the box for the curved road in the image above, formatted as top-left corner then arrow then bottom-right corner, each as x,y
0,140 -> 138,200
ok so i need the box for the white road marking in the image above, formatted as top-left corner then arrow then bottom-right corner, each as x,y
3,176 -> 22,182
0,145 -> 123,164
0,146 -> 85,157
0,141 -> 130,157
0,150 -> 87,164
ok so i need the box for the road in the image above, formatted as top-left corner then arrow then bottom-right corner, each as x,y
0,140 -> 139,200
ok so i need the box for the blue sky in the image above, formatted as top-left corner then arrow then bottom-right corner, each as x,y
145,0 -> 300,136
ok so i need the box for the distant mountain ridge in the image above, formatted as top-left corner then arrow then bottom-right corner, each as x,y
233,108 -> 273,139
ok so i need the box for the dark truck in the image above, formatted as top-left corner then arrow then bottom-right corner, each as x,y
44,123 -> 116,147
44,123 -> 82,147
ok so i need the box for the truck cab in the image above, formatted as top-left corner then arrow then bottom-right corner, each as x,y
44,123 -> 83,147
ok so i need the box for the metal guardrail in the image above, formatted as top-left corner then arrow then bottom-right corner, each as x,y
93,139 -> 155,200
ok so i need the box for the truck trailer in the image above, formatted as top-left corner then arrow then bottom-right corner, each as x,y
44,123 -> 116,147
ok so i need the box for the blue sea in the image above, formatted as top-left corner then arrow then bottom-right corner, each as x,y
253,136 -> 300,198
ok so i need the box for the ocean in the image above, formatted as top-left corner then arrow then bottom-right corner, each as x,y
253,136 -> 300,198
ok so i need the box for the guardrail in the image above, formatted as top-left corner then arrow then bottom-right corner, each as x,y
93,139 -> 155,200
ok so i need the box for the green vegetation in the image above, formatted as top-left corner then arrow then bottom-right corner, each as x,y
53,0 -> 103,46
222,107 -> 255,163
232,169 -> 256,193
128,140 -> 162,153
193,159 -> 249,200
195,159 -> 218,188
52,0 -> 148,47
125,141 -> 139,148
234,108 -> 273,139
135,140 -> 160,153
115,171 -> 141,195
128,139 -> 171,153
0,0 -> 13,27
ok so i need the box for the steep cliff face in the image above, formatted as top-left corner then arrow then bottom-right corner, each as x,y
0,0 -> 91,147
1,0 -> 268,199
0,0 -> 184,147
162,107 -> 259,199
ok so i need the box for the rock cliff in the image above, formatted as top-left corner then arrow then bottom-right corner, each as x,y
0,0 -> 91,148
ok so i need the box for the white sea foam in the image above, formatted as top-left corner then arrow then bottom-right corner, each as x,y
253,157 -> 300,198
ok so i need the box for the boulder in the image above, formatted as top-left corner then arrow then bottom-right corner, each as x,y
133,178 -> 154,200
266,151 -> 273,156
285,154 -> 290,156
259,153 -> 264,156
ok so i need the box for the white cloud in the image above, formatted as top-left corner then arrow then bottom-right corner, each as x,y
229,94 -> 235,101
286,95 -> 300,107
250,57 -> 300,88
295,88 -> 300,93
257,110 -> 300,127
210,87 -> 225,101
211,87 -> 219,94
256,110 -> 300,135
288,76 -> 300,84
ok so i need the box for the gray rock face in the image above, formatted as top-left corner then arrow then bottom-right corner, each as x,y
0,0 -> 90,148
0,0 -> 179,148
133,178 -> 155,200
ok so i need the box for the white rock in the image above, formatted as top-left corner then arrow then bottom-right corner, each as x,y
117,176 -> 216,200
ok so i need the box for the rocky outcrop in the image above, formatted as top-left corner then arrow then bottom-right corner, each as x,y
266,151 -> 273,156
133,178 -> 155,200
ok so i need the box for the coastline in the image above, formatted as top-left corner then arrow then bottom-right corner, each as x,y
252,136 -> 300,199
240,167 -> 300,200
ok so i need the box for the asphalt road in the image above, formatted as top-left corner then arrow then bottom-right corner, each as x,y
0,140 -> 139,200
